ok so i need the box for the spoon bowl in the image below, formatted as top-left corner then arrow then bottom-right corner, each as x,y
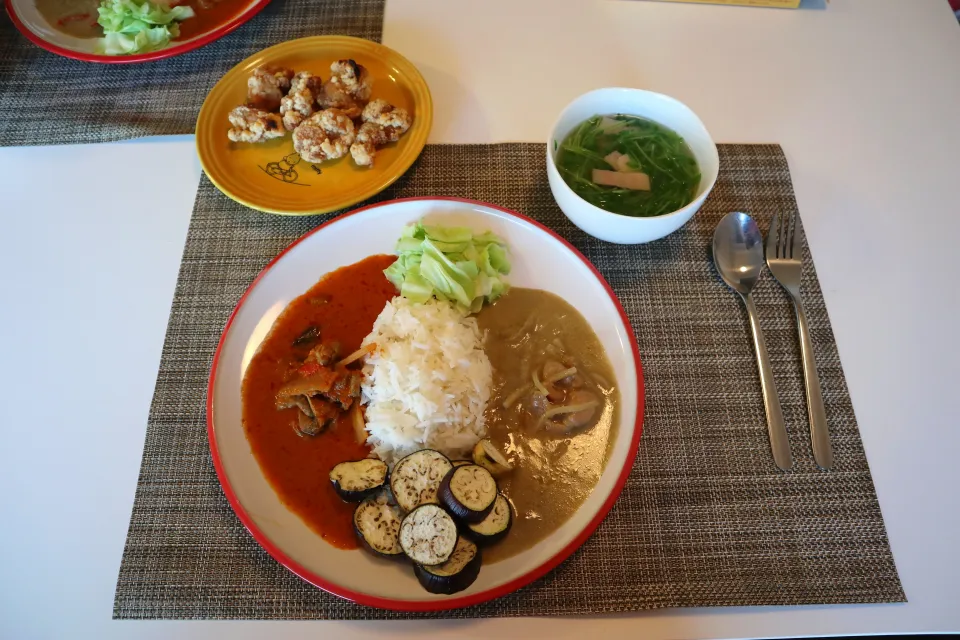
712,212 -> 765,296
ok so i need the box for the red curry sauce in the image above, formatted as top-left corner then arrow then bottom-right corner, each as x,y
41,0 -> 251,42
241,255 -> 397,549
174,0 -> 252,41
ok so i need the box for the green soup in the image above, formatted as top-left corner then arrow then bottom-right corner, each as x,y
555,114 -> 701,218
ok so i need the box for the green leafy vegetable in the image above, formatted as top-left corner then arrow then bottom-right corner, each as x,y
97,0 -> 195,55
555,114 -> 701,218
385,222 -> 511,312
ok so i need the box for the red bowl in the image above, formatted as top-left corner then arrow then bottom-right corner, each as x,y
5,0 -> 272,64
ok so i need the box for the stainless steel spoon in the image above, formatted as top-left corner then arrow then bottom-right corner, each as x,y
713,212 -> 793,471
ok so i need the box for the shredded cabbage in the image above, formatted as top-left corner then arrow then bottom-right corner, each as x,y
97,0 -> 195,55
385,222 -> 511,312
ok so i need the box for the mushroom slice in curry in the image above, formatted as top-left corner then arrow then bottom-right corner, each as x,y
276,394 -> 313,415
276,368 -> 340,401
296,410 -> 322,437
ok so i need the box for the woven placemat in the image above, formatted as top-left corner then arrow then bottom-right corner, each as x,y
0,0 -> 383,147
114,143 -> 904,619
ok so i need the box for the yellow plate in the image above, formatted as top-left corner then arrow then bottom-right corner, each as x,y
196,36 -> 433,216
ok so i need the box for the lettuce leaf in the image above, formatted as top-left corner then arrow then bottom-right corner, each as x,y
97,0 -> 195,55
398,266 -> 433,304
420,224 -> 473,244
385,221 -> 511,312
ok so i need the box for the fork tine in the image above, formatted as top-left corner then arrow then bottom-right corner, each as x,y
767,212 -> 780,260
788,211 -> 802,260
779,212 -> 790,259
779,212 -> 789,259
780,210 -> 793,259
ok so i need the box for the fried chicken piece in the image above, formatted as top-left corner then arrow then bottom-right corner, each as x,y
329,59 -> 372,100
318,108 -> 357,139
227,106 -> 285,143
292,108 -> 356,163
247,65 -> 295,112
319,87 -> 363,119
349,101 -> 413,167
282,112 -> 304,133
349,122 -> 391,167
349,126 -> 380,167
319,59 -> 372,118
280,71 -> 323,131
361,99 -> 412,132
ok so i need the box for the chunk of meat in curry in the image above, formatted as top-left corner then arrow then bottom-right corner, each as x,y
273,338 -> 365,436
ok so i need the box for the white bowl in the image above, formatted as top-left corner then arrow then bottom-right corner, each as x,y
546,88 -> 720,244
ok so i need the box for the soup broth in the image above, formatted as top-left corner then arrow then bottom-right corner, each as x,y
556,114 -> 701,218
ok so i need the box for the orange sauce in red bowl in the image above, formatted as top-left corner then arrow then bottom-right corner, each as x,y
241,255 -> 396,549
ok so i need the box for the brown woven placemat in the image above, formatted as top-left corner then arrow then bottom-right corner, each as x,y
114,143 -> 904,619
0,0 -> 383,147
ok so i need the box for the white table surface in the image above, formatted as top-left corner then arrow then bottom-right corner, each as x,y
2,0 -> 959,638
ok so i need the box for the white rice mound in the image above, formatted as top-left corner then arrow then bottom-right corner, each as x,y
361,296 -> 492,465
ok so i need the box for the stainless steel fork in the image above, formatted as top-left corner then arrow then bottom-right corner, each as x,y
766,212 -> 834,469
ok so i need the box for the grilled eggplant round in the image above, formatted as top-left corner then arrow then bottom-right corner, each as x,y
399,503 -> 458,566
353,494 -> 404,558
329,458 -> 389,502
439,464 -> 497,523
414,536 -> 482,594
390,449 -> 453,513
465,493 -> 513,546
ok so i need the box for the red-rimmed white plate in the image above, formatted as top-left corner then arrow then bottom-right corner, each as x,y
5,0 -> 271,64
207,197 -> 644,610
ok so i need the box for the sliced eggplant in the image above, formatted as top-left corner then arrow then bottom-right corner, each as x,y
452,460 -> 472,468
439,464 -> 497,523
399,503 -> 458,566
353,494 -> 404,558
390,449 -> 453,512
329,458 -> 388,502
465,493 -> 513,546
293,325 -> 321,347
472,438 -> 513,476
414,536 -> 482,594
